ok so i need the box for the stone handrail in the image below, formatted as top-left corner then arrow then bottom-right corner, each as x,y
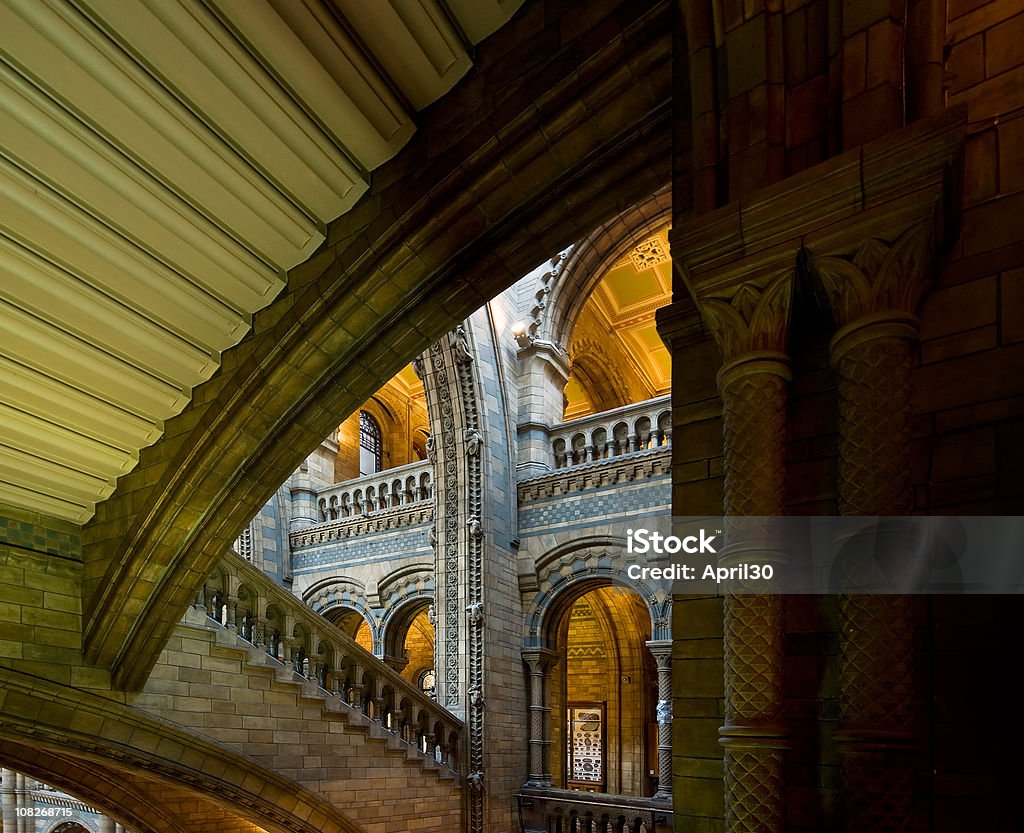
550,395 -> 671,469
317,459 -> 432,521
516,788 -> 672,833
198,548 -> 462,770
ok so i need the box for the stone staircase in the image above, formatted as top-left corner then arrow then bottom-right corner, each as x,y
131,551 -> 464,833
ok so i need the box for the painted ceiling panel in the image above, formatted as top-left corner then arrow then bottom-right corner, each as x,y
0,0 -> 521,522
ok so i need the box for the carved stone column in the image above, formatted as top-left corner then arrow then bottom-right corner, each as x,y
646,640 -> 674,801
1,768 -> 16,833
817,222 -> 935,833
522,648 -> 557,787
700,273 -> 794,833
14,774 -> 25,833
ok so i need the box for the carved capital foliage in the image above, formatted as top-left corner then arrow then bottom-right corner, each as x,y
699,270 -> 794,362
815,219 -> 936,330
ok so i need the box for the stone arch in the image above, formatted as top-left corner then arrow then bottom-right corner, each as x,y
48,824 -> 93,833
566,336 -> 632,413
525,536 -> 671,646
0,670 -> 364,833
537,184 -> 672,351
302,579 -> 378,647
380,595 -> 435,685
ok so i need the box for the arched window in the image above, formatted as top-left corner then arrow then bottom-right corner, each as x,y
359,411 -> 382,475
419,668 -> 436,699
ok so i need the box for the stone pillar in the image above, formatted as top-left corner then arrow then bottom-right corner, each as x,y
98,816 -> 115,833
818,223 -> 933,833
717,352 -> 790,833
686,269 -> 794,833
515,342 -> 570,477
522,648 -> 557,787
646,640 -> 673,801
13,774 -> 25,833
1,769 -> 16,833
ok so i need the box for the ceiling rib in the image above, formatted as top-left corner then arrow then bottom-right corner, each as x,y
0,0 -> 523,523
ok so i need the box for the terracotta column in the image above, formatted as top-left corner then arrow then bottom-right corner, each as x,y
646,640 -> 674,801
698,272 -> 794,833
818,224 -> 934,833
522,648 -> 557,787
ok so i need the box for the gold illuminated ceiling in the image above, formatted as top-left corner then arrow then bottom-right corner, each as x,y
574,227 -> 672,399
0,0 -> 522,523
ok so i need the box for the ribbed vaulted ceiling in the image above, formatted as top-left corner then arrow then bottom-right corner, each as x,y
0,0 -> 522,523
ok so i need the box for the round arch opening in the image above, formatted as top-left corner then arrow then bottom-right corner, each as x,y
382,599 -> 435,695
323,606 -> 374,654
546,582 -> 657,797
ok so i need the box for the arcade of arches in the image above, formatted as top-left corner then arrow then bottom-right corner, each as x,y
1,1 -> 1024,833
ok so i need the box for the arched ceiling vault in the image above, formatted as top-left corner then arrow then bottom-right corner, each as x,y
0,0 -> 523,525
63,0 -> 674,691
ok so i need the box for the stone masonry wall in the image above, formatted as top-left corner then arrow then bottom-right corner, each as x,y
135,621 -> 461,833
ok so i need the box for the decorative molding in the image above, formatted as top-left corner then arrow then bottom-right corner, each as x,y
289,505 -> 432,548
518,446 -> 671,503
628,234 -> 670,271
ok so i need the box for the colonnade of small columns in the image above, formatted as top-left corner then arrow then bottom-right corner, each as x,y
521,639 -> 673,800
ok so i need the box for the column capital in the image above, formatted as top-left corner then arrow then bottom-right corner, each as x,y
645,639 -> 673,666
520,647 -> 558,672
816,219 -> 936,357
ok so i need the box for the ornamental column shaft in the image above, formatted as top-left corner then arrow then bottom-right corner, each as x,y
687,270 -> 795,833
818,223 -> 935,833
13,774 -> 25,833
522,648 -> 557,787
646,640 -> 674,801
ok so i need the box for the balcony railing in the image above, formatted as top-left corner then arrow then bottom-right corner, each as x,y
317,459 -> 432,521
550,396 -> 671,470
516,789 -> 672,833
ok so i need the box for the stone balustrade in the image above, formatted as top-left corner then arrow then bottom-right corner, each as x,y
197,548 -> 462,771
317,459 -> 433,521
516,788 -> 672,833
550,395 -> 672,469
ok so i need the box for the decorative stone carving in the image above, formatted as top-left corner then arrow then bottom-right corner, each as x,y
450,325 -> 473,364
426,324 -> 487,833
466,602 -> 484,626
520,246 -> 572,345
425,435 -> 435,464
464,427 -> 483,457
